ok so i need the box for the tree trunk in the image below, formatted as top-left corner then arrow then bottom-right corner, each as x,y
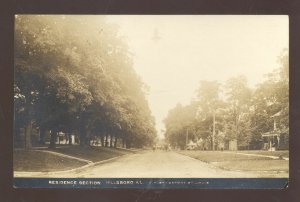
122,138 -> 126,148
58,133 -> 61,145
14,127 -> 21,148
79,126 -> 87,147
49,129 -> 57,149
89,137 -> 92,146
109,134 -> 113,148
87,130 -> 92,147
39,126 -> 46,145
126,140 -> 130,149
80,133 -> 86,147
68,133 -> 73,145
25,121 -> 32,149
105,133 -> 108,147
100,135 -> 104,147
114,137 -> 118,148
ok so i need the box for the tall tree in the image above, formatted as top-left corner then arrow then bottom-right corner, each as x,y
223,75 -> 252,148
196,80 -> 223,150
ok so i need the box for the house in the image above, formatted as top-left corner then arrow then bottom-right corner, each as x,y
262,111 -> 289,151
262,132 -> 288,151
186,140 -> 197,150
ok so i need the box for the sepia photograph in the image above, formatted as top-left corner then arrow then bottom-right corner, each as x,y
13,15 -> 289,188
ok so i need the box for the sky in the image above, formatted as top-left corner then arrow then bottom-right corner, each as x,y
106,15 -> 289,138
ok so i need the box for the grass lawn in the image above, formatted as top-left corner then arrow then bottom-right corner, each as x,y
47,146 -> 135,162
177,150 -> 289,172
14,150 -> 86,172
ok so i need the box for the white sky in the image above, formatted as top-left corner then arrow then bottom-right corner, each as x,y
106,15 -> 288,138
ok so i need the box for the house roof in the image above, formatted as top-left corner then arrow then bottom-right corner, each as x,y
270,110 -> 282,118
187,142 -> 197,146
262,131 -> 280,137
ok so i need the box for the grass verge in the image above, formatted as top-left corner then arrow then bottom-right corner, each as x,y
14,146 -> 136,172
14,150 -> 86,172
177,150 -> 289,172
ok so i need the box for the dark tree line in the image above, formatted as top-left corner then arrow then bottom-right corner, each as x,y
14,15 -> 156,149
164,50 -> 289,150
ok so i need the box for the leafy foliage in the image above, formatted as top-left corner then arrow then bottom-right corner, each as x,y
164,50 -> 289,150
14,15 -> 156,148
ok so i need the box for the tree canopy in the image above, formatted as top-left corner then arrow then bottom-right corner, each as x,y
164,50 -> 289,150
14,15 -> 156,148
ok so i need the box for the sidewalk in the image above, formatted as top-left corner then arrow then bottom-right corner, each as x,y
223,151 -> 289,161
38,150 -> 93,163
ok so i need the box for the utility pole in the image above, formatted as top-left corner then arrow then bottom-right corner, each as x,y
186,128 -> 189,148
212,109 -> 215,151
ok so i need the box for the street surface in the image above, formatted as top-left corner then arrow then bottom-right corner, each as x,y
15,150 -> 287,178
